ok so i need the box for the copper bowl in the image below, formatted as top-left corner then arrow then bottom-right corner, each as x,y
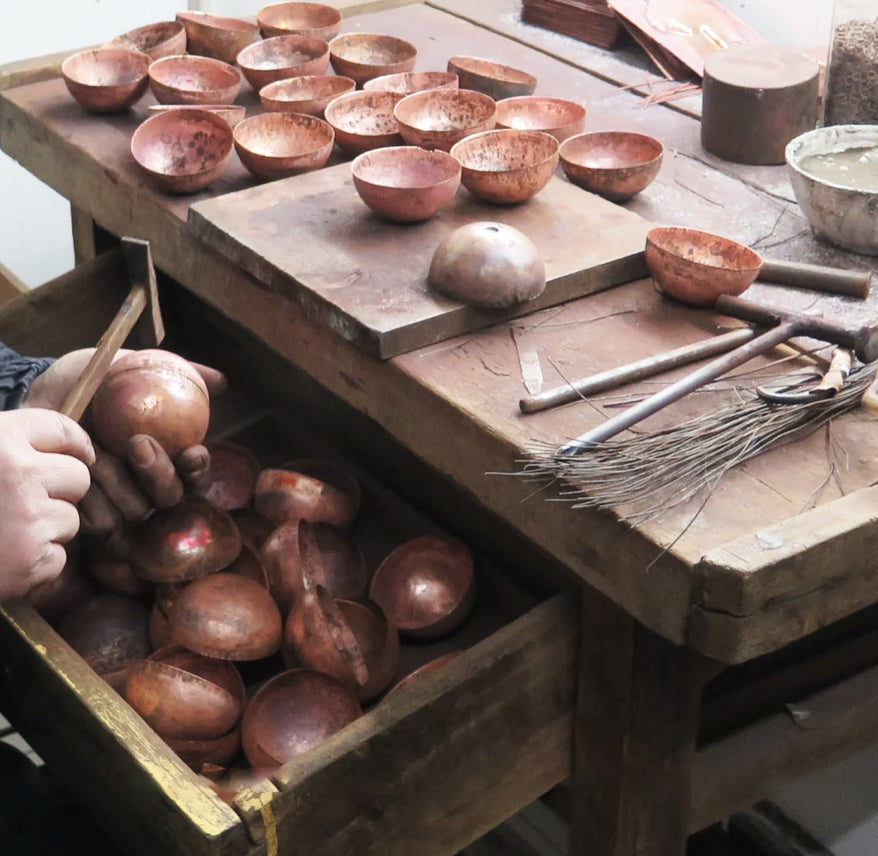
351,145 -> 461,222
200,441 -> 261,510
149,54 -> 242,106
237,34 -> 330,90
230,507 -> 276,552
225,543 -> 270,588
131,108 -> 235,195
328,32 -> 417,86
324,90 -> 403,156
394,88 -> 496,152
105,21 -> 187,60
450,128 -> 559,205
169,572 -> 283,660
147,102 -> 246,128
176,11 -> 261,64
234,111 -> 334,180
560,131 -> 663,201
61,48 -> 150,113
259,522 -> 303,615
84,533 -> 155,598
128,494 -> 242,583
645,226 -> 762,307
241,668 -> 361,767
259,74 -> 355,116
166,727 -> 241,770
258,2 -> 342,41
447,55 -> 536,100
368,535 -> 476,638
495,96 -> 586,143
364,70 -> 458,94
383,650 -> 462,701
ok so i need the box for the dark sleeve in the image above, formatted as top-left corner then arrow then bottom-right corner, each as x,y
0,342 -> 54,411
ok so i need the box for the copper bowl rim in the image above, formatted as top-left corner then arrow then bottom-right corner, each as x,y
233,111 -> 335,153
176,9 -> 261,35
259,73 -> 356,102
324,89 -> 402,132
237,32 -> 330,69
257,1 -> 343,29
363,70 -> 459,93
328,31 -> 418,64
447,54 -> 536,87
495,95 -> 586,127
149,53 -> 243,87
61,47 -> 152,86
351,145 -> 462,190
450,128 -> 560,173
559,130 -> 664,170
645,226 -> 763,276
393,87 -> 496,131
104,21 -> 186,55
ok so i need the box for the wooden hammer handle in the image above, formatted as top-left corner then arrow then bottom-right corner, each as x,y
759,258 -> 871,299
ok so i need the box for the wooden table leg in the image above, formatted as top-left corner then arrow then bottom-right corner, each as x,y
71,204 -> 97,265
569,588 -> 713,856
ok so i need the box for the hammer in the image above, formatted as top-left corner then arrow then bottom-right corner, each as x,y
60,238 -> 164,421
557,295 -> 878,455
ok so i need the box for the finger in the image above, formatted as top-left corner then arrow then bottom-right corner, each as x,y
20,409 -> 96,466
190,362 -> 228,396
28,542 -> 69,592
39,453 -> 92,504
176,445 -> 211,488
89,446 -> 151,522
79,483 -> 124,536
128,435 -> 183,509
41,498 -> 82,545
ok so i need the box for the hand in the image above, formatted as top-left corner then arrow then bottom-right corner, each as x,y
0,409 -> 94,602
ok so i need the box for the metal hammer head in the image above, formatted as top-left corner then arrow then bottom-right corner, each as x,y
121,237 -> 165,348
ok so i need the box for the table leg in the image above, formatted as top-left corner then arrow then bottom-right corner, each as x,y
70,204 -> 97,265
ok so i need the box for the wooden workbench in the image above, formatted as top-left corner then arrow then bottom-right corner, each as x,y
3,2 -> 878,854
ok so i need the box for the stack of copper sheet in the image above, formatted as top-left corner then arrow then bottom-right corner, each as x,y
521,0 -> 624,50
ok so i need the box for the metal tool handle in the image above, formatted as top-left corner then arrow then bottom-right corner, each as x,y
759,258 -> 871,299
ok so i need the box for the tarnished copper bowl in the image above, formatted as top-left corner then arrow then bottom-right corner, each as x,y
495,96 -> 586,143
149,54 -> 242,106
147,102 -> 246,129
131,108 -> 235,195
234,111 -> 334,180
560,130 -> 663,201
328,32 -> 417,86
324,90 -> 403,156
450,128 -> 559,205
240,668 -> 361,767
257,2 -> 343,41
259,74 -> 355,116
298,520 -> 367,598
237,34 -> 330,90
351,146 -> 461,222
105,21 -> 187,60
200,441 -> 261,510
176,11 -> 261,64
368,535 -> 476,638
645,225 -> 762,307
394,88 -> 496,152
364,70 -> 458,94
447,55 -> 536,100
61,48 -> 151,113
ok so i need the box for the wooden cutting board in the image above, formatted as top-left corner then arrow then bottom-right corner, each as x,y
188,162 -> 652,358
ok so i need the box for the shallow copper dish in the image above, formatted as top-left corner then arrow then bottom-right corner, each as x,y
105,21 -> 187,60
237,34 -> 330,91
200,440 -> 261,510
394,88 -> 496,152
450,128 -> 559,205
560,131 -> 663,201
149,54 -> 242,106
131,108 -> 235,195
368,535 -> 476,638
645,225 -> 762,307
259,74 -> 355,116
234,111 -> 334,180
351,145 -> 461,222
324,90 -> 403,156
176,11 -> 261,64
257,2 -> 342,41
61,48 -> 151,113
147,103 -> 246,129
328,32 -> 417,86
447,55 -> 536,100
495,95 -> 586,143
364,70 -> 458,94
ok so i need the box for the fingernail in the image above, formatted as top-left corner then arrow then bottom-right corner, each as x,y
129,435 -> 156,467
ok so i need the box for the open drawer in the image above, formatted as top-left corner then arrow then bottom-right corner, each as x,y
0,249 -> 577,856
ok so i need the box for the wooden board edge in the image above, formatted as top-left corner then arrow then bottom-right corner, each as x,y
0,47 -> 91,91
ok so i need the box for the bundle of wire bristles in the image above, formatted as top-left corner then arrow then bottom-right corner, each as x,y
517,359 -> 878,525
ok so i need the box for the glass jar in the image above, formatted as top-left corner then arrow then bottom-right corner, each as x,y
823,0 -> 878,125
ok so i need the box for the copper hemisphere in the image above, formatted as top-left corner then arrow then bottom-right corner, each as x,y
234,112 -> 335,181
165,727 -> 241,771
83,530 -> 155,598
369,535 -> 476,639
230,507 -> 276,552
394,88 -> 496,152
383,650 -> 462,701
336,597 -> 400,701
259,74 -> 355,117
298,519 -> 367,599
645,226 -> 763,307
176,11 -> 261,64
149,54 -> 242,106
241,668 -> 361,768
104,20 -> 187,60
495,96 -> 586,143
237,34 -> 330,91
199,441 -> 261,510
147,103 -> 246,129
61,48 -> 151,113
259,522 -> 303,615
257,2 -> 343,40
328,32 -> 417,86
363,70 -> 459,94
225,543 -> 270,588
323,90 -> 403,157
559,131 -> 663,201
446,55 -> 536,100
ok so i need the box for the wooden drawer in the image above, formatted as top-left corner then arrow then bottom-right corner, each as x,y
0,250 -> 578,856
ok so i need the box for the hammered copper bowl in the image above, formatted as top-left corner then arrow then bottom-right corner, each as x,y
447,55 -> 536,100
495,95 -> 586,143
351,145 -> 461,222
105,21 -> 187,60
241,668 -> 361,768
147,102 -> 246,129
324,90 -> 402,155
149,54 -> 242,106
131,108 -> 235,194
368,534 -> 476,638
645,225 -> 763,307
450,128 -> 559,205
328,32 -> 417,86
176,11 -> 261,64
257,2 -> 343,41
61,48 -> 151,113
234,111 -> 334,180
237,34 -> 330,91
394,88 -> 496,152
364,70 -> 459,94
259,74 -> 355,116
560,130 -> 663,201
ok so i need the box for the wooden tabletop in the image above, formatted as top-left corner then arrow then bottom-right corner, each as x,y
4,0 -> 878,663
